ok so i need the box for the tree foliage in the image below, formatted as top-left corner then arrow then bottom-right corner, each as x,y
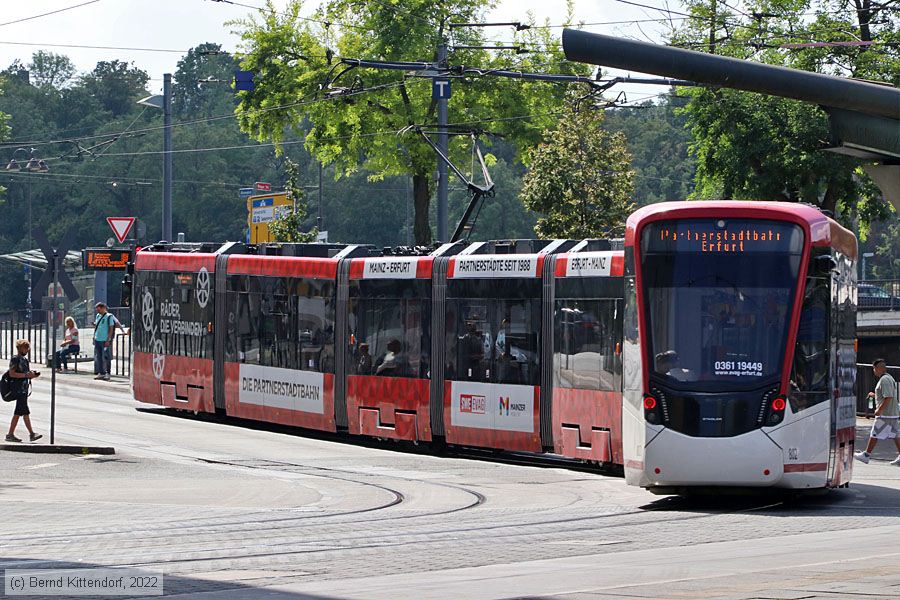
80,60 -> 150,116
671,0 -> 898,228
28,52 -> 75,89
520,102 -> 635,238
231,0 -> 590,244
268,158 -> 318,242
604,97 -> 695,204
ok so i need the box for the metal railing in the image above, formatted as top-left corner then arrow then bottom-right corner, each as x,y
0,307 -> 132,378
856,363 -> 900,416
858,279 -> 900,311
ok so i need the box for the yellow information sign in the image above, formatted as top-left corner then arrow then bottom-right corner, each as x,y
247,192 -> 293,244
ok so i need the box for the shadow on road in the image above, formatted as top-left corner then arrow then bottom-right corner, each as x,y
640,480 -> 900,517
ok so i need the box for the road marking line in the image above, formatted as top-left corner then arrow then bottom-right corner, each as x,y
21,462 -> 58,470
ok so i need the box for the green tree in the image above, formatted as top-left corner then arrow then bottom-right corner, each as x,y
232,0 -> 589,245
604,97 -> 695,205
80,60 -> 150,116
173,43 -> 240,119
268,158 -> 318,242
671,0 -> 898,227
520,102 -> 635,238
28,51 -> 75,89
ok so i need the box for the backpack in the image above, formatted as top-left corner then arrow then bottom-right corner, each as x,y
2,356 -> 29,402
0,371 -> 13,402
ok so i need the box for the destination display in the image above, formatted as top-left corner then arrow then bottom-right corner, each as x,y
643,219 -> 803,254
83,248 -> 132,270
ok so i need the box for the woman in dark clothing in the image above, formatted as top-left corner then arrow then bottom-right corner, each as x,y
6,339 -> 42,443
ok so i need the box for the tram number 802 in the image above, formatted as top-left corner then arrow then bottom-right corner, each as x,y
714,361 -> 763,372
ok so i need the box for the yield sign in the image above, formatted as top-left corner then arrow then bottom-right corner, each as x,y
107,217 -> 136,243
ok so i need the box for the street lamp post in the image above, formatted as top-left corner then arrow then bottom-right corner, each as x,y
6,148 -> 49,321
137,73 -> 173,242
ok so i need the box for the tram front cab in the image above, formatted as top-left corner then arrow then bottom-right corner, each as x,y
623,202 -> 857,492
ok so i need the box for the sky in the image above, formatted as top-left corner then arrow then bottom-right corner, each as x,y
0,0 -> 679,100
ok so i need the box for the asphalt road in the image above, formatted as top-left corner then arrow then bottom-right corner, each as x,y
2,374 -> 900,599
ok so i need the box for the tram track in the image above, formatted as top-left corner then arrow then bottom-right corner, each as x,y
11,384 -> 807,569
2,421 -> 489,547
0,493 -> 794,573
2,462 -> 784,560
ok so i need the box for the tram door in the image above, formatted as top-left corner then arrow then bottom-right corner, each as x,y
828,250 -> 857,487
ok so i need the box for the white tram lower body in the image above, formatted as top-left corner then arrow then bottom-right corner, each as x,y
623,398 -> 853,492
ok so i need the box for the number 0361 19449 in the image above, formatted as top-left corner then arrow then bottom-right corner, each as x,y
714,361 -> 763,373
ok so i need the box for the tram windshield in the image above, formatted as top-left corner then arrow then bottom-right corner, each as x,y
640,219 -> 804,391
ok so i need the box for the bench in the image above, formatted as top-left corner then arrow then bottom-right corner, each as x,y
48,351 -> 95,372
70,353 -> 95,373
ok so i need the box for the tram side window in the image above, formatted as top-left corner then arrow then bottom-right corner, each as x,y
133,271 -> 212,359
133,278 -> 155,354
447,297 -> 541,386
350,297 -> 430,378
228,277 -> 335,373
789,276 -> 830,411
553,299 -> 622,391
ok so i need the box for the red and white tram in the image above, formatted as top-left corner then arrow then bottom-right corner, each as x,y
624,201 -> 857,492
132,239 -> 626,466
132,200 -> 858,492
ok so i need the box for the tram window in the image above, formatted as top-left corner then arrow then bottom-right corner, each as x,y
133,278 -> 156,354
554,299 -> 622,391
348,280 -> 431,379
350,298 -> 429,378
227,276 -> 335,373
133,270 -> 213,359
789,275 -> 830,411
446,296 -> 541,386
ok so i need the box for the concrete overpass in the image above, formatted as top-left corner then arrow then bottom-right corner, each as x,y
857,309 -> 900,367
858,310 -> 900,338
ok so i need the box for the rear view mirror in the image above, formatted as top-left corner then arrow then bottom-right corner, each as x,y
815,255 -> 837,274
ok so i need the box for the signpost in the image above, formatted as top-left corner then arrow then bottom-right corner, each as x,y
432,78 -> 452,99
32,227 -> 79,445
254,181 -> 272,192
107,217 -> 136,244
235,70 -> 255,92
246,192 -> 292,243
239,187 -> 254,199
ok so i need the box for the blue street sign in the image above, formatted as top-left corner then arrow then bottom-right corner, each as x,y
432,78 -> 451,100
252,198 -> 274,208
239,187 -> 254,198
235,70 -> 255,92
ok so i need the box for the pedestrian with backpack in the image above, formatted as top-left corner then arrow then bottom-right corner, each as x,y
855,358 -> 900,465
5,339 -> 42,443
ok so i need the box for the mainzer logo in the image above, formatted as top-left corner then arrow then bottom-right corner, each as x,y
459,394 -> 486,414
499,396 -> 527,416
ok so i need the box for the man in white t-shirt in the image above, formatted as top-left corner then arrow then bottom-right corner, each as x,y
855,359 -> 900,465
